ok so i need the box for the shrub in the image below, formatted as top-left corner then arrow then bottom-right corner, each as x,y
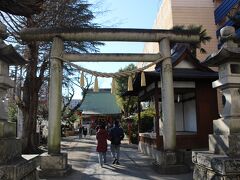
139,108 -> 155,133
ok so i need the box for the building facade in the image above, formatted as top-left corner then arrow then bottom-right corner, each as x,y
139,0 -> 218,71
79,89 -> 121,133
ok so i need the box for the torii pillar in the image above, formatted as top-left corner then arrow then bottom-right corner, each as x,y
159,38 -> 176,151
150,38 -> 189,174
39,37 -> 71,177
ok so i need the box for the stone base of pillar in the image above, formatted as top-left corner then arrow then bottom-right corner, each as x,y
0,155 -> 38,180
152,151 -> 190,174
139,141 -> 191,174
152,161 -> 190,175
38,152 -> 72,178
192,151 -> 240,180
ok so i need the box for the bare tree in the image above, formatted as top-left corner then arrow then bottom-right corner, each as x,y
0,0 -> 103,153
61,74 -> 94,120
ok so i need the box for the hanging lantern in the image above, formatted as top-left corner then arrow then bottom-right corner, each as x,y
93,76 -> 99,92
80,71 -> 84,87
128,75 -> 133,91
111,78 -> 116,94
141,71 -> 146,87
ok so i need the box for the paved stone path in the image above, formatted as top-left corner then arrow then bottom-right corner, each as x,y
43,136 -> 193,180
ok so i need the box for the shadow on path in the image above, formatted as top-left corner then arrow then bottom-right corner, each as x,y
42,136 -> 193,180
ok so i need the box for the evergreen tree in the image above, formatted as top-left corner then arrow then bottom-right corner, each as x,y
172,25 -> 211,56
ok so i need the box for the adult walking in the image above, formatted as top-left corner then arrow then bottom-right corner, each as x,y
96,124 -> 108,167
83,126 -> 87,137
109,120 -> 124,165
79,125 -> 83,139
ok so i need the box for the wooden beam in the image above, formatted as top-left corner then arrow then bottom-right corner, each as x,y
63,53 -> 162,62
20,27 -> 200,43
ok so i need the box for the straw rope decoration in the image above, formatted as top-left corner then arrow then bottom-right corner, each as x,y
51,55 -> 171,93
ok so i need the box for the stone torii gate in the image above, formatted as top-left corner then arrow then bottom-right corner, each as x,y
20,27 -> 200,177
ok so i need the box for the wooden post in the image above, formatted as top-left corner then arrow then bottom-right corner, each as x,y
48,37 -> 64,154
154,84 -> 161,150
137,99 -> 141,141
159,38 -> 176,151
128,122 -> 132,144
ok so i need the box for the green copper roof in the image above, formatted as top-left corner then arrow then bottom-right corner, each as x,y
80,90 -> 121,115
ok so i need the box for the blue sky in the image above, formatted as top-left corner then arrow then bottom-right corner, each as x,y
73,0 -> 162,98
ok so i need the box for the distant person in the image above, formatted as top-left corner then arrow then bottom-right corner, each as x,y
96,124 -> 108,167
90,127 -> 93,136
95,125 -> 99,132
107,122 -> 113,133
79,125 -> 83,139
83,127 -> 87,137
109,120 -> 124,165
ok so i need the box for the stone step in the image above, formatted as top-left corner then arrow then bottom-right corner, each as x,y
0,155 -> 38,180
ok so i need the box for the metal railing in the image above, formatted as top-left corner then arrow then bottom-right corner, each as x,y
215,0 -> 238,24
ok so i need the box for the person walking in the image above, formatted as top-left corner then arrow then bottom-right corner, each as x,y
83,126 -> 87,137
96,124 -> 108,167
109,120 -> 124,165
79,125 -> 83,139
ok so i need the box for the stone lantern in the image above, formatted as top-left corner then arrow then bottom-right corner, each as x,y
0,23 -> 25,138
192,26 -> 240,179
0,22 -> 38,180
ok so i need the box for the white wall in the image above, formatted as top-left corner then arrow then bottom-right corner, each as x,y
174,96 -> 197,132
183,99 -> 197,132
175,103 -> 184,131
174,60 -> 196,69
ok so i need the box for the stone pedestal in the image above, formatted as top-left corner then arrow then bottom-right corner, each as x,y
0,138 -> 21,163
193,151 -> 240,180
38,153 -> 72,178
192,26 -> 240,180
0,155 -> 38,180
209,134 -> 240,156
0,138 -> 38,180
